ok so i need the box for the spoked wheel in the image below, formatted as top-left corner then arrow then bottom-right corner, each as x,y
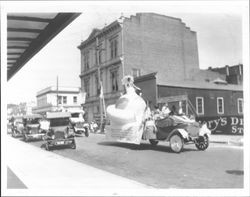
70,139 -> 76,149
149,139 -> 159,146
169,134 -> 184,153
195,135 -> 209,151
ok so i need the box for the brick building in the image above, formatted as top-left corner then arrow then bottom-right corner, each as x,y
78,13 -> 203,121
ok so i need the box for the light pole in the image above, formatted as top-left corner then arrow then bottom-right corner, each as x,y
118,14 -> 125,78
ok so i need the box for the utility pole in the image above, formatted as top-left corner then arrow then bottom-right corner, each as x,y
96,37 -> 105,132
56,76 -> 59,109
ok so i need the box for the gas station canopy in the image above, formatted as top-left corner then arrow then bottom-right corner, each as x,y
7,13 -> 81,80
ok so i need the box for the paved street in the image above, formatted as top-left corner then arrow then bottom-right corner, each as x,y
13,133 -> 243,189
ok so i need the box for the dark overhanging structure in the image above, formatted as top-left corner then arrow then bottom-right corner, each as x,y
7,13 -> 81,80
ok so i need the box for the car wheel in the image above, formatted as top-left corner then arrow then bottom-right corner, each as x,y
45,143 -> 50,151
71,140 -> 76,149
149,139 -> 159,146
195,135 -> 209,151
169,134 -> 184,153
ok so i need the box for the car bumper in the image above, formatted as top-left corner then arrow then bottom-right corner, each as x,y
47,138 -> 75,146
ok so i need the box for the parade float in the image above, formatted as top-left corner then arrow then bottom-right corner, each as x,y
105,75 -> 211,153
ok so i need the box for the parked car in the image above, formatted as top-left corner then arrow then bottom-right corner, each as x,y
11,116 -> 24,138
69,109 -> 89,137
22,114 -> 45,142
43,112 -> 76,151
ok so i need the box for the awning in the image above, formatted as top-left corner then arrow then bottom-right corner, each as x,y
7,13 -> 81,80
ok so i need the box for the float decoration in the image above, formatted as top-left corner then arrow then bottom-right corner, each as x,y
105,75 -> 147,144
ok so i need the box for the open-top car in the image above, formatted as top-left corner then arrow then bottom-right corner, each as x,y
22,114 -> 45,142
43,112 -> 76,151
142,115 -> 211,153
11,116 -> 24,138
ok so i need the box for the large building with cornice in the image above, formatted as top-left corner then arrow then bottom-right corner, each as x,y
78,13 -> 201,121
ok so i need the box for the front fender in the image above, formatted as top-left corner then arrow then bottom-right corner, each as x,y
199,124 -> 211,136
167,128 -> 189,141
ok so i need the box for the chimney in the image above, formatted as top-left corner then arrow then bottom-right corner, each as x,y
225,65 -> 229,76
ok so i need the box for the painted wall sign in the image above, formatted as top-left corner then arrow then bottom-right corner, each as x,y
196,116 -> 243,135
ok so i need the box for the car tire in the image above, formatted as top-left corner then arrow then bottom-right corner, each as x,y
71,140 -> 76,149
169,134 -> 184,153
149,139 -> 159,146
195,135 -> 209,151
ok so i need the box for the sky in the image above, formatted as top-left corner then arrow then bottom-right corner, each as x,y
1,1 -> 248,104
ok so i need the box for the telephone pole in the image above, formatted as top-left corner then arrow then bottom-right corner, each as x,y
95,37 -> 105,132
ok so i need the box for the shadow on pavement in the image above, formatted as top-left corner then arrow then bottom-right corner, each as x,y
98,141 -> 196,153
7,167 -> 27,189
226,170 -> 244,176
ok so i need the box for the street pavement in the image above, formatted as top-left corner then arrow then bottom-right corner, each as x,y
3,133 -> 245,196
4,135 -> 152,196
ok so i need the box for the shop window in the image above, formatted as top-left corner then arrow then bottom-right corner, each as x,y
196,97 -> 204,115
73,96 -> 77,104
217,97 -> 224,114
238,98 -> 243,114
63,96 -> 67,104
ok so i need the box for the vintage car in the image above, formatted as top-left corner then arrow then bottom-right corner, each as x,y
43,112 -> 76,151
11,116 -> 24,138
22,114 -> 45,142
142,115 -> 211,153
69,109 -> 89,137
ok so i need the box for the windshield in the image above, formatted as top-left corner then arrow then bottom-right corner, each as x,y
71,113 -> 80,118
50,117 -> 70,127
25,118 -> 40,124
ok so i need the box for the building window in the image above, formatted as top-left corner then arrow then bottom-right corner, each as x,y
63,96 -> 67,104
98,43 -> 102,64
132,68 -> 141,78
95,73 -> 99,95
84,78 -> 90,98
217,97 -> 224,114
238,98 -> 243,114
196,97 -> 204,115
110,38 -> 118,59
84,51 -> 89,70
110,69 -> 119,92
73,96 -> 77,104
58,96 -> 62,104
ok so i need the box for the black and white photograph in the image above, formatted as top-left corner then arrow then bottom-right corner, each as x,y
1,0 -> 249,196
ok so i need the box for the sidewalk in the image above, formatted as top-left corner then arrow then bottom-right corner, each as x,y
209,134 -> 243,146
4,136 -> 151,196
